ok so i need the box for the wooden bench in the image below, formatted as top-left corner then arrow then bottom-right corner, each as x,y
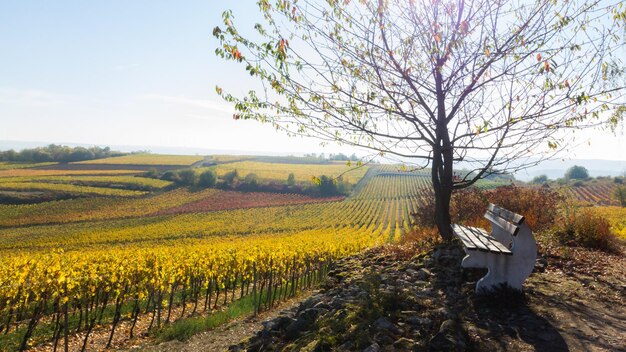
452,204 -> 537,293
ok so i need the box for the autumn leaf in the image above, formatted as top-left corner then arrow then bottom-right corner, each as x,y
536,53 -> 542,61
231,48 -> 242,60
544,61 -> 551,72
460,20 -> 469,34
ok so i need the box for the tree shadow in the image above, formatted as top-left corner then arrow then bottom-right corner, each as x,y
429,243 -> 570,352
468,282 -> 570,352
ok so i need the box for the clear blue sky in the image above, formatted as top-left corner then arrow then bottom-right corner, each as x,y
0,1 -> 624,160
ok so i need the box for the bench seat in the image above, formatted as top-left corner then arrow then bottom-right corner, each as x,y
452,204 -> 536,293
452,224 -> 512,255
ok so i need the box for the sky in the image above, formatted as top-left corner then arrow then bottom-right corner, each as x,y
0,1 -> 624,161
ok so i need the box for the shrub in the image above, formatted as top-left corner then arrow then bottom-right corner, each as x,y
176,169 -> 197,186
614,177 -> 624,184
552,209 -> 620,253
317,175 -> 339,196
572,180 -> 584,187
161,170 -> 180,182
532,174 -> 548,184
244,173 -> 259,186
143,168 -> 160,179
487,185 -> 562,231
198,170 -> 217,187
413,185 -> 561,232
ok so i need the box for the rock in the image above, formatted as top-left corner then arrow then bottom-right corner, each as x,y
535,257 -> 548,272
393,337 -> 416,349
284,317 -> 311,340
406,268 -> 420,276
428,320 -> 467,351
298,296 -> 323,312
374,317 -> 401,335
406,316 -> 433,327
338,341 -> 354,350
245,337 -> 271,352
433,307 -> 456,320
362,342 -> 381,352
313,301 -> 332,311
298,308 -> 322,323
416,268 -> 432,280
262,316 -> 294,331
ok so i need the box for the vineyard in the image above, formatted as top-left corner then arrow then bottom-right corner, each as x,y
0,164 -> 434,351
74,154 -> 205,166
0,156 -> 619,351
204,160 -> 369,184
560,181 -> 621,206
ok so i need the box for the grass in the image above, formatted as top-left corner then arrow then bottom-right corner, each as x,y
156,282 -> 304,342
156,294 -> 256,342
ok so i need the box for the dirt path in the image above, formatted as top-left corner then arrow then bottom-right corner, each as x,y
519,251 -> 626,351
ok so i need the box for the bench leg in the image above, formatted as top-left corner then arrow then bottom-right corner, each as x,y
476,254 -> 510,293
506,223 -> 537,290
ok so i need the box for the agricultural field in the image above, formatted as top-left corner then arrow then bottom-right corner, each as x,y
75,153 -> 205,166
0,153 -> 621,351
204,160 -> 369,184
560,180 -> 621,206
0,182 -> 147,198
0,169 -> 138,178
0,161 -> 431,350
0,162 -> 57,170
0,175 -> 172,190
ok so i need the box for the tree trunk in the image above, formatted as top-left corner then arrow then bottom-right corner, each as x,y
432,176 -> 453,241
432,65 -> 454,241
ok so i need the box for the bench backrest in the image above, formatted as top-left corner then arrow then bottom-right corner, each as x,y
484,203 -> 525,236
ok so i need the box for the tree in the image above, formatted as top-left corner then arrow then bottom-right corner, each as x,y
215,0 -> 626,240
565,165 -> 589,180
287,172 -> 296,186
532,175 -> 549,184
198,170 -> 217,187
